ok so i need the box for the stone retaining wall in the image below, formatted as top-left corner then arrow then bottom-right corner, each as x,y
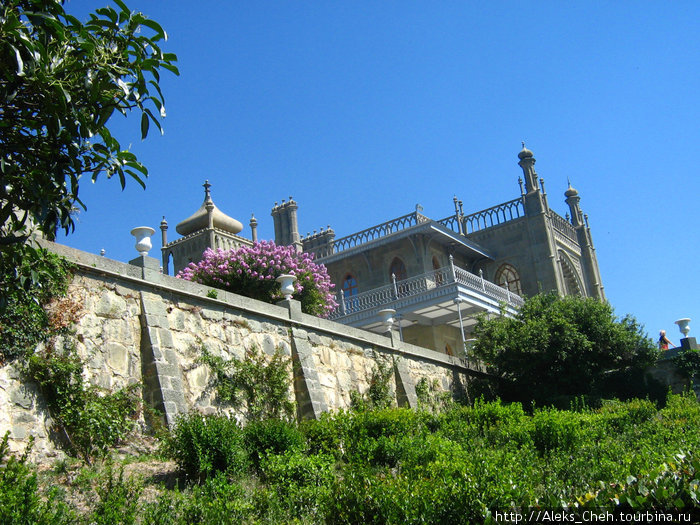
0,241 -> 480,461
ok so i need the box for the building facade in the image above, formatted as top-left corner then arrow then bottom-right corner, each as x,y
161,147 -> 604,355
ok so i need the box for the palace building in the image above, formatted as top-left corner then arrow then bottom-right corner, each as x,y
160,146 -> 604,355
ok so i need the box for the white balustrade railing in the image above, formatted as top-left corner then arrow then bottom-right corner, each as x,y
329,263 -> 523,320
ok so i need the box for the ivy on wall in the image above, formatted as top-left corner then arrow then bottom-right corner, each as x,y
198,344 -> 295,422
1,249 -> 140,462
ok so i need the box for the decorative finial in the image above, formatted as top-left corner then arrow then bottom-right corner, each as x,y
203,180 -> 212,203
521,141 -> 525,149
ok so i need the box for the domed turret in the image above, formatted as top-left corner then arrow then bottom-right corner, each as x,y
176,180 -> 243,236
518,142 -> 534,160
564,183 -> 579,198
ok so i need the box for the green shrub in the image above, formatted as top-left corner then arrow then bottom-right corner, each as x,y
397,433 -> 465,473
88,462 -> 142,525
164,412 -> 249,482
435,398 -> 531,448
178,474 -> 253,524
351,407 -> 425,440
572,451 -> 700,510
339,408 -> 430,467
530,408 -> 585,454
299,411 -> 350,459
25,344 -> 139,462
660,391 -> 700,421
144,473 -> 254,524
0,433 -> 74,524
599,398 -> 658,432
243,418 -> 305,470
324,461 -> 485,524
261,450 -> 335,519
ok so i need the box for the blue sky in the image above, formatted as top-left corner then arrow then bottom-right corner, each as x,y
60,1 -> 700,344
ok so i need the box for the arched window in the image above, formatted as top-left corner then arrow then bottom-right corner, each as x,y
432,256 -> 444,285
341,273 -> 358,298
389,257 -> 407,281
495,263 -> 522,295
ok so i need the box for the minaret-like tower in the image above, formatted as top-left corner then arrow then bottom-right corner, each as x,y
159,216 -> 168,270
515,144 -> 565,294
518,143 -> 547,215
565,183 -> 605,300
249,214 -> 258,242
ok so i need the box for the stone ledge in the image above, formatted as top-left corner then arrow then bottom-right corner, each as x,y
40,239 -> 475,375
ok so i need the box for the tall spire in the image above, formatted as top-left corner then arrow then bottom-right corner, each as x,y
517,142 -> 539,192
565,181 -> 583,226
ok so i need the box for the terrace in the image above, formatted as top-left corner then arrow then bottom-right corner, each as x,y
329,256 -> 524,339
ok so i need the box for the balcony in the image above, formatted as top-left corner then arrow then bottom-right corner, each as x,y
329,257 -> 524,335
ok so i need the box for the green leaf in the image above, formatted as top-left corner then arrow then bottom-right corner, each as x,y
161,63 -> 180,75
140,112 -> 150,139
139,18 -> 166,39
112,0 -> 130,13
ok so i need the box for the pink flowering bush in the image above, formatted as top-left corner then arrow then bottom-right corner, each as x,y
177,241 -> 337,317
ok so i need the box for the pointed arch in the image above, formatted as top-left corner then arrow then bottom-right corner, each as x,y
558,251 -> 583,297
495,263 -> 522,295
162,250 -> 173,275
389,257 -> 407,281
341,273 -> 358,298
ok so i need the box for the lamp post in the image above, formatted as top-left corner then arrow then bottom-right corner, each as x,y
454,297 -> 467,353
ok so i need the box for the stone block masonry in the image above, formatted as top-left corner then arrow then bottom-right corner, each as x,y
0,240 -> 483,461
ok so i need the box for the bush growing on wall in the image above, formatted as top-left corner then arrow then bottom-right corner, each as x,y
26,344 -> 140,463
0,249 -> 74,362
177,241 -> 337,317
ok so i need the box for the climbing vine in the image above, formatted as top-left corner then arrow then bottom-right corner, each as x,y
0,249 -> 75,362
1,248 -> 140,462
26,343 -> 141,464
350,358 -> 395,411
198,344 -> 295,421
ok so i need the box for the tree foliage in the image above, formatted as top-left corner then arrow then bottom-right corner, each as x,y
0,0 -> 178,297
471,292 -> 660,406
